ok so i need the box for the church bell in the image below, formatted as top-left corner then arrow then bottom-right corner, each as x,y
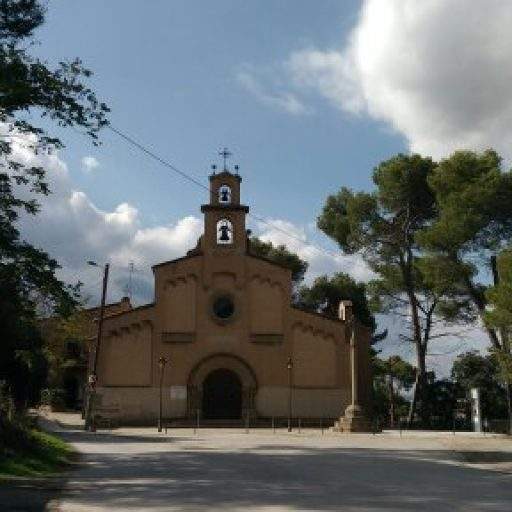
219,224 -> 230,241
220,188 -> 229,203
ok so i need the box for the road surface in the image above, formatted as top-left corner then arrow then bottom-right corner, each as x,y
47,422 -> 512,511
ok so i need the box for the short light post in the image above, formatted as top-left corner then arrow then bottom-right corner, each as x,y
158,356 -> 169,433
287,357 -> 293,432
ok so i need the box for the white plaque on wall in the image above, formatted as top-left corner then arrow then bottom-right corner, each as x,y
170,386 -> 187,400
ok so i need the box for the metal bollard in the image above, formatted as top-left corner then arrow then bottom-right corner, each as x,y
321,418 -> 324,435
298,418 -> 301,433
272,416 -> 275,434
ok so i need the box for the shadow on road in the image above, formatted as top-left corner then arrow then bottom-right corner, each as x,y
58,429 -> 197,445
54,441 -> 512,511
0,480 -> 63,511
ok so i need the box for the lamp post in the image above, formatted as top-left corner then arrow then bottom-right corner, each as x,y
158,356 -> 169,432
287,357 -> 293,432
84,261 -> 109,431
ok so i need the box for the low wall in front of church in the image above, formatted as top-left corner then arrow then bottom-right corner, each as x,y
94,385 -> 350,425
256,386 -> 350,419
94,386 -> 188,425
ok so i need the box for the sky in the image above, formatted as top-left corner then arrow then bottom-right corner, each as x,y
13,0 -> 512,375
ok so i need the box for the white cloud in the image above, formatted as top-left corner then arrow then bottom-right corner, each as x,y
288,0 -> 512,160
11,125 -> 366,304
81,156 -> 100,172
10,139 -> 202,304
236,69 -> 310,116
254,218 -> 373,283
288,50 -> 362,113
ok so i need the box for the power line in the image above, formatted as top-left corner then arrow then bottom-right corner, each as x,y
107,124 -> 343,262
108,125 -> 208,192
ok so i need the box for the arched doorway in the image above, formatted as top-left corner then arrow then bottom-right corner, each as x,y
187,353 -> 258,420
202,369 -> 242,419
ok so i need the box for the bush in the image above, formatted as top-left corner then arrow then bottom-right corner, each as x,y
0,416 -> 32,456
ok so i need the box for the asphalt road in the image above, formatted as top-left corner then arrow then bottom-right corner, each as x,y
43,424 -> 512,512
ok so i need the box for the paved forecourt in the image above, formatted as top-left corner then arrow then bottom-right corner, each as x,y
46,415 -> 512,512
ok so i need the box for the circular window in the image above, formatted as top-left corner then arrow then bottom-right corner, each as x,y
212,295 -> 235,320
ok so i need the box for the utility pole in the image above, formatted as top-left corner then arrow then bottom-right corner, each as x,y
85,262 -> 109,431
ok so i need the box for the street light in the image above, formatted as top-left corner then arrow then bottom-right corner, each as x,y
84,260 -> 109,431
158,356 -> 169,432
287,357 -> 293,432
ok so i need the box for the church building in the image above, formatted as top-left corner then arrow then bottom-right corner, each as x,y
93,161 -> 372,426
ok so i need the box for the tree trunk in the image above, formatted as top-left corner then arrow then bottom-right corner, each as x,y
407,375 -> 418,428
506,381 -> 512,436
401,251 -> 429,428
407,343 -> 429,428
388,376 -> 395,428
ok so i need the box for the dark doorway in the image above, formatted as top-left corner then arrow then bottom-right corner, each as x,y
63,374 -> 79,409
202,369 -> 242,419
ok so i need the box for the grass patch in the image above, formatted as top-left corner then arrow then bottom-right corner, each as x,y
0,428 -> 75,478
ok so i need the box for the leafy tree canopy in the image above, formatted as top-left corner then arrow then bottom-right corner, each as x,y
0,0 -> 109,405
485,248 -> 512,381
372,354 -> 415,428
373,355 -> 415,389
296,272 -> 385,341
249,236 -> 308,284
451,351 -> 508,419
417,150 -> 512,344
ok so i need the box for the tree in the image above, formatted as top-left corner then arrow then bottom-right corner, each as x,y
485,248 -> 512,379
426,378 -> 459,429
249,236 -> 308,285
484,248 -> 512,429
0,0 -> 109,407
373,355 -> 415,428
296,272 -> 386,342
318,154 -> 445,425
40,304 -> 92,406
452,351 -> 508,421
418,150 -> 512,430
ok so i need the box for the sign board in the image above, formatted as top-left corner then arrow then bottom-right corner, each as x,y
170,386 -> 187,400
470,388 -> 482,432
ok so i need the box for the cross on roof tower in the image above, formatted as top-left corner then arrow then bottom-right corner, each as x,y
219,147 -> 232,171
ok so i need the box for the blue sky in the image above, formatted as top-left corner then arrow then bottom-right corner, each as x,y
36,1 -> 404,230
15,1 -> 512,375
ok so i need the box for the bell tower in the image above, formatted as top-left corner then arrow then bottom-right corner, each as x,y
200,150 -> 249,254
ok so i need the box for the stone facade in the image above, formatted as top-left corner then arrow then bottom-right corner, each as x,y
94,168 -> 372,425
